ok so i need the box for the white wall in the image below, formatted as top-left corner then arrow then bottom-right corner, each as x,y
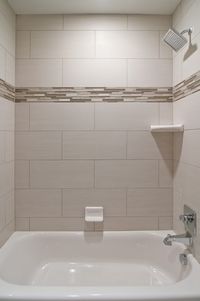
16,14 -> 172,87
15,14 -> 173,231
173,0 -> 200,262
0,0 -> 15,244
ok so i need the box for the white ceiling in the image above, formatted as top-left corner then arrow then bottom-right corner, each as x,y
8,0 -> 181,15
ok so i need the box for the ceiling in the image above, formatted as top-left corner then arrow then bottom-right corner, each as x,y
8,0 -> 181,15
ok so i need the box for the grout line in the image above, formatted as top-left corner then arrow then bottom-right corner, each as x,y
61,131 -> 63,159
28,103 -> 30,130
93,160 -> 95,189
94,31 -> 96,58
29,31 -> 31,58
61,188 -> 63,217
28,160 -> 31,188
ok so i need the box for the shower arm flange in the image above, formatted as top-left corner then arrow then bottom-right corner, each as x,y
181,27 -> 193,36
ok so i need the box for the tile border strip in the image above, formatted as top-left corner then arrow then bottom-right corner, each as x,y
1,69 -> 200,103
173,70 -> 200,101
0,79 -> 15,102
15,86 -> 173,103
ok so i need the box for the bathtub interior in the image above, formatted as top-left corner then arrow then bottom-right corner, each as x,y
0,232 -> 191,287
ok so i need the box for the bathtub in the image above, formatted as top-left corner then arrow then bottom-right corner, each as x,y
0,231 -> 200,301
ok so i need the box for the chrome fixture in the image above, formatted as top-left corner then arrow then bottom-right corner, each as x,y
163,205 -> 196,248
179,253 -> 188,266
163,27 -> 193,52
163,233 -> 192,247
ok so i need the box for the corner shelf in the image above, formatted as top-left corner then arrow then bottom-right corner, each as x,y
150,124 -> 184,132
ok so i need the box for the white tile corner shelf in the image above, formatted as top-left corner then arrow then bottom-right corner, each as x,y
150,124 -> 184,132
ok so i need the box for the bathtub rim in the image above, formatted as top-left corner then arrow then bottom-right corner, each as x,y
0,230 -> 199,301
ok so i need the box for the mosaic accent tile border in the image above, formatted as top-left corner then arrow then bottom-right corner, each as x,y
0,79 -> 15,102
15,87 -> 173,103
2,69 -> 200,103
173,70 -> 200,101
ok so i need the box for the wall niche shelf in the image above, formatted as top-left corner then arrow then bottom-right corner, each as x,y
150,124 -> 184,132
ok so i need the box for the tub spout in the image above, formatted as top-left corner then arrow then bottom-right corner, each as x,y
163,233 -> 192,247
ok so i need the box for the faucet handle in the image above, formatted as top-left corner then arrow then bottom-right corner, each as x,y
179,214 -> 194,224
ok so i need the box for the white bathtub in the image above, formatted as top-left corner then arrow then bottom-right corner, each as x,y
0,231 -> 200,301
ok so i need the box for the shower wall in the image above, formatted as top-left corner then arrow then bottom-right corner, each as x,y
173,0 -> 200,262
15,14 -> 173,231
0,0 -> 15,243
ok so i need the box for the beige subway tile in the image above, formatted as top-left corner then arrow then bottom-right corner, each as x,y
173,92 -> 200,130
17,15 -> 63,30
64,15 -> 127,30
5,190 -> 14,225
16,132 -> 62,160
5,53 -> 15,86
96,31 -> 159,58
30,103 -> 94,130
159,103 -> 173,125
16,31 -> 30,59
95,160 -> 158,188
0,220 -> 14,247
16,189 -> 62,217
15,218 -> 30,230
63,59 -> 126,87
95,217 -> 158,231
0,132 -> 14,163
0,193 -> 6,230
30,161 -> 94,188
95,103 -> 159,130
158,217 -> 173,230
175,130 -> 200,167
159,160 -> 173,187
128,15 -> 171,30
0,97 -> 14,131
0,45 -> 6,80
127,131 -> 172,160
127,188 -> 173,217
16,59 -> 62,87
63,189 -> 126,217
15,160 -> 29,189
0,162 -> 13,197
15,103 -> 29,131
0,7 -> 15,56
31,31 -> 95,58
63,131 -> 126,159
30,218 -> 94,231
128,59 -> 172,87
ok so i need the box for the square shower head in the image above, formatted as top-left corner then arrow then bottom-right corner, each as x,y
163,28 -> 187,52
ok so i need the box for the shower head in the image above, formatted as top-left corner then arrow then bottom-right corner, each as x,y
163,28 -> 191,52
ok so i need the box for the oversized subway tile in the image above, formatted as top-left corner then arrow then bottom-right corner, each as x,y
16,132 -> 62,160
128,59 -> 172,87
127,188 -> 173,217
30,160 -> 94,188
128,15 -> 171,30
30,103 -> 94,130
64,15 -> 127,30
95,103 -> 159,130
30,218 -> 94,231
15,161 -> 29,189
96,31 -> 159,58
16,189 -> 62,217
16,59 -> 62,87
17,15 -> 63,30
127,131 -> 172,160
63,131 -> 126,159
95,217 -> 158,231
15,103 -> 29,131
95,160 -> 158,188
63,189 -> 126,217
